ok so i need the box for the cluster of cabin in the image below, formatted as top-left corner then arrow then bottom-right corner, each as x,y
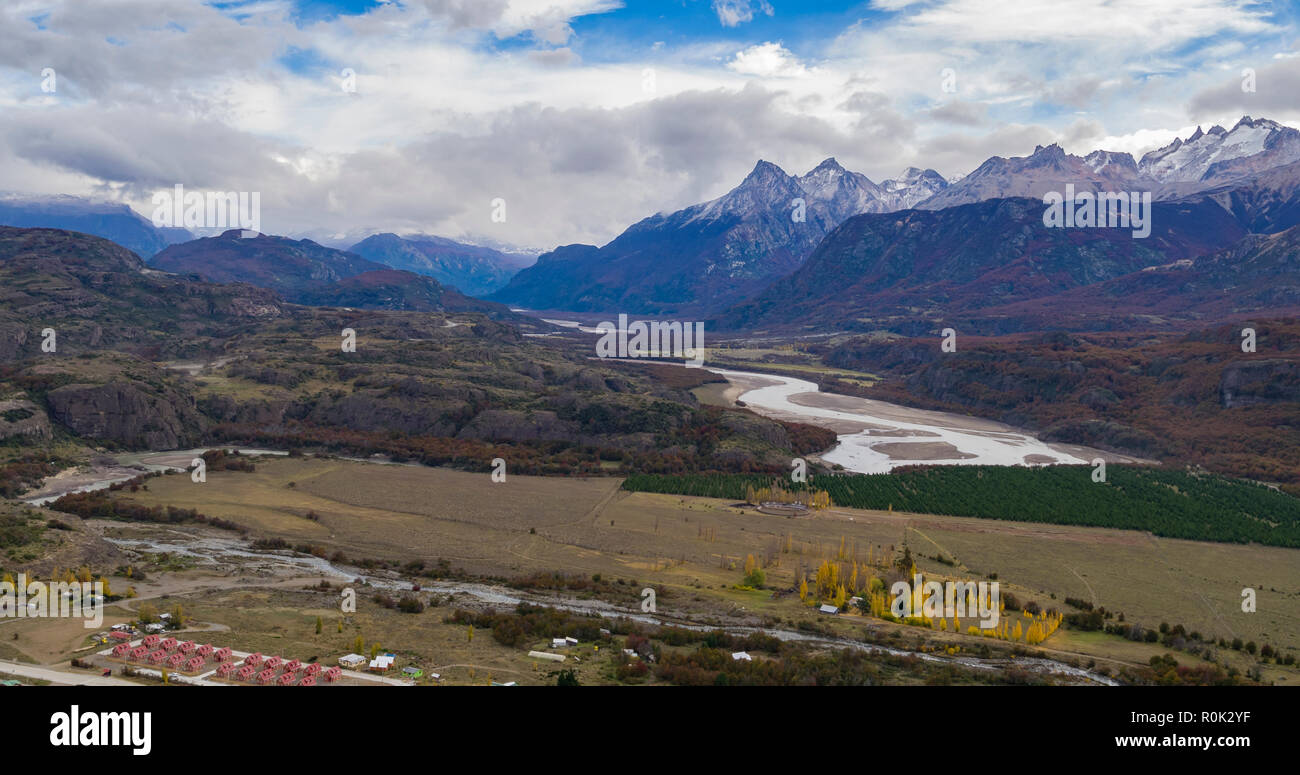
110,635 -> 233,676
217,652 -> 341,686
108,635 -> 341,685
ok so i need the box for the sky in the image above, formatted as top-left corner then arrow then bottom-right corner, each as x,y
0,0 -> 1297,251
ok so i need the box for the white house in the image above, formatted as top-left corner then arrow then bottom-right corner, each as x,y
369,654 -> 395,672
338,653 -> 366,669
731,651 -> 752,662
819,604 -> 840,615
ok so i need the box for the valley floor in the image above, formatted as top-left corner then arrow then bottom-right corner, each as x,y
8,457 -> 1294,686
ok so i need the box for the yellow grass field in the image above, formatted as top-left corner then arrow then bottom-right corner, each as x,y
114,457 -> 1300,674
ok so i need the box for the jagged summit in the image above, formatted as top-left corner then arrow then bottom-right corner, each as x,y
1138,116 -> 1300,184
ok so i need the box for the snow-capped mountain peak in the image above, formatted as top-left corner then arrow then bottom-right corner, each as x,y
1138,116 -> 1300,185
879,167 -> 949,209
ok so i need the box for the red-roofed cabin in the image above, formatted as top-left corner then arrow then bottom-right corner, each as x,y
149,650 -> 168,665
284,659 -> 302,673
264,656 -> 282,670
142,634 -> 161,648
298,675 -> 317,687
185,656 -> 206,673
244,653 -> 263,667
302,663 -> 322,676
322,667 -> 342,682
256,669 -> 276,685
213,647 -> 232,662
277,672 -> 296,686
236,665 -> 256,681
197,644 -> 214,657
178,641 -> 196,654
215,662 -> 237,678
167,653 -> 185,668
129,646 -> 148,661
160,638 -> 178,652
112,643 -> 131,657
109,630 -> 131,641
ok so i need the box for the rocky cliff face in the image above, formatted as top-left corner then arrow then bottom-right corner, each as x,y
1219,359 -> 1300,408
0,399 -> 52,441
0,227 -> 284,362
45,380 -> 206,449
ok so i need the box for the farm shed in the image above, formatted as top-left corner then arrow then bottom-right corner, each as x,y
338,654 -> 366,669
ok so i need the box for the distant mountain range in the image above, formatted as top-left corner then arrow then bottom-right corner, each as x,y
149,230 -> 514,318
921,116 -> 1300,209
490,157 -> 948,314
495,114 -> 1300,332
5,115 -> 1299,336
714,195 -> 1249,334
348,233 -> 533,297
0,195 -> 532,301
0,195 -> 191,259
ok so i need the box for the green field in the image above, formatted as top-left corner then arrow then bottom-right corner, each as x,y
623,466 -> 1300,547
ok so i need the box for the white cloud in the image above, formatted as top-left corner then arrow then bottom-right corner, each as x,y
0,0 -> 1293,251
885,0 -> 1275,47
727,42 -> 810,78
414,0 -> 622,43
712,0 -> 774,28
